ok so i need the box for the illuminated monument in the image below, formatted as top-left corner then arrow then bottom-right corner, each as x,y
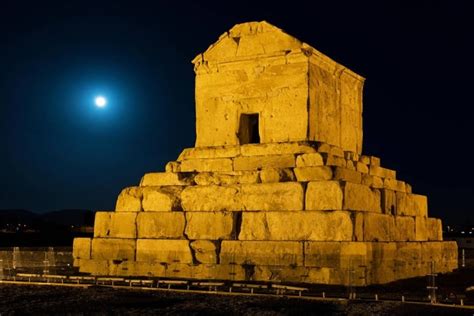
73,21 -> 457,285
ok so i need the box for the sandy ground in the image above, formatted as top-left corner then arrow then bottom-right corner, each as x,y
0,284 -> 472,315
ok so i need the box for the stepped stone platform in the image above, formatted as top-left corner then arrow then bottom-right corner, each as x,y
73,21 -> 457,286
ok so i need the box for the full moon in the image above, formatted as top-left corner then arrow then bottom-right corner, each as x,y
95,96 -> 107,108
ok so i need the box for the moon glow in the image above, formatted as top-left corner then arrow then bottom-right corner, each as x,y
95,96 -> 107,108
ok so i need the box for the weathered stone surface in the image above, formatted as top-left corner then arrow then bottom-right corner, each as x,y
142,186 -> 183,212
415,217 -> 442,241
136,239 -> 193,264
181,185 -> 241,211
75,259 -> 109,275
363,213 -> 394,242
343,182 -> 381,212
296,153 -> 324,167
334,168 -> 362,183
396,193 -> 428,217
306,181 -> 343,210
324,155 -> 346,167
137,212 -> 185,239
294,166 -> 332,182
91,238 -> 136,261
381,189 -> 397,215
116,187 -> 142,212
94,212 -> 137,239
73,238 -> 91,260
180,158 -> 233,172
220,241 -> 303,266
259,168 -> 295,183
233,155 -> 295,171
241,142 -> 317,156
392,216 -> 415,241
241,182 -> 304,211
194,171 -> 259,185
178,146 -> 240,160
140,172 -> 194,186
353,212 -> 364,241
304,242 -> 370,268
185,211 -> 235,240
369,166 -> 395,179
190,240 -> 218,264
370,156 -> 381,166
356,162 -> 369,174
165,161 -> 181,173
239,211 -> 353,241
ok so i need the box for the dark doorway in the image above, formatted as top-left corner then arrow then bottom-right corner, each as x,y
238,113 -> 260,144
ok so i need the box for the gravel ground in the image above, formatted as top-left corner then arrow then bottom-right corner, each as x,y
0,284 -> 472,315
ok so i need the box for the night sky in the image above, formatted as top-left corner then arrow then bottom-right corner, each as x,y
1,1 -> 472,224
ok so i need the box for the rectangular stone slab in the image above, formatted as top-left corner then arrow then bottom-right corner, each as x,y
94,212 -> 137,239
241,182 -> 304,211
233,155 -> 295,171
343,182 -> 381,212
190,240 -> 218,264
91,238 -> 136,261
240,142 -> 317,156
220,241 -> 304,266
136,239 -> 193,264
137,212 -> 185,239
185,211 -> 235,240
239,211 -> 353,241
304,242 -> 371,268
396,193 -> 428,217
140,172 -> 194,186
73,238 -> 91,260
181,185 -> 241,211
294,166 -> 332,182
180,158 -> 233,172
115,187 -> 142,212
305,181 -> 343,210
142,186 -> 183,212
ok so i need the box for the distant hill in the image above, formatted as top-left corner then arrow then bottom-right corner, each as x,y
0,209 -> 95,226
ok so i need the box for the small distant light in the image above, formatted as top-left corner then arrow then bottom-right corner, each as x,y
461,231 -> 465,234
95,96 -> 107,108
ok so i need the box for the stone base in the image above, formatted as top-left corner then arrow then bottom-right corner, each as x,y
74,240 -> 457,286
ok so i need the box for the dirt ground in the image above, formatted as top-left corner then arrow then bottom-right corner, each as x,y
0,284 -> 472,315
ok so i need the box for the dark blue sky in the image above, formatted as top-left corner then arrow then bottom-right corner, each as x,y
1,1 -> 472,223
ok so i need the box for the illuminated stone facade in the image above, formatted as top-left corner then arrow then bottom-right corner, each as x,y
73,21 -> 457,285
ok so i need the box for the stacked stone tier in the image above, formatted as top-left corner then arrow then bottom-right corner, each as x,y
73,141 -> 457,285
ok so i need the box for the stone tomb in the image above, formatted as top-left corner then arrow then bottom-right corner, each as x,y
73,21 -> 457,285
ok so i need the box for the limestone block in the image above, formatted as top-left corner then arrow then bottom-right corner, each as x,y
381,189 -> 397,215
109,260 -> 166,277
324,155 -> 346,167
194,171 -> 259,185
116,187 -> 142,212
75,259 -> 109,275
190,240 -> 218,264
140,172 -> 194,186
180,158 -> 233,172
415,217 -> 442,241
185,211 -> 235,239
142,186 -> 183,212
178,146 -> 240,160
94,212 -> 137,238
304,242 -> 370,269
233,154 -> 295,171
136,239 -> 193,264
294,166 -> 332,182
392,216 -> 415,241
220,241 -> 303,266
73,238 -> 91,260
370,156 -> 381,166
306,181 -> 343,211
137,212 -> 185,239
362,175 -> 384,189
334,168 -> 362,183
345,160 -> 355,170
165,161 -> 181,173
91,238 -> 136,261
363,213 -> 394,241
240,142 -> 317,156
241,182 -> 304,211
396,193 -> 428,217
384,178 -> 406,192
359,155 -> 370,165
259,168 -> 295,183
239,211 -> 353,241
356,162 -> 369,174
406,183 -> 412,194
181,185 -> 241,211
369,166 -> 396,179
295,153 -> 324,167
343,182 -> 381,212
165,263 -> 246,281
353,212 -> 364,241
